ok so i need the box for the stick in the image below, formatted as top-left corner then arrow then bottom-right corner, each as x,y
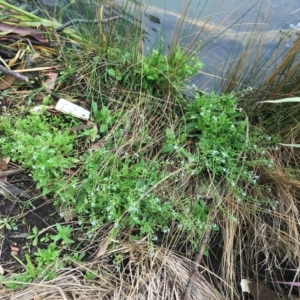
0,64 -> 29,82
56,15 -> 122,32
60,123 -> 94,133
0,169 -> 25,178
183,227 -> 213,300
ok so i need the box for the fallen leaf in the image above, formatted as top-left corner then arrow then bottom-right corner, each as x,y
8,49 -> 22,67
95,228 -> 117,259
0,61 -> 26,90
63,169 -> 76,176
44,72 -> 58,90
0,73 -> 16,90
90,141 -> 101,151
0,22 -> 47,43
0,265 -> 4,275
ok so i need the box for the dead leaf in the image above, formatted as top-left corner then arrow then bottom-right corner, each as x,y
0,61 -> 26,90
8,49 -> 21,67
33,45 -> 58,56
63,169 -> 76,176
0,22 -> 47,43
44,72 -> 58,90
63,212 -> 74,222
0,265 -> 4,275
95,227 -> 117,259
0,73 -> 16,90
90,141 -> 102,151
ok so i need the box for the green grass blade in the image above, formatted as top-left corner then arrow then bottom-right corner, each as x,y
259,97 -> 300,103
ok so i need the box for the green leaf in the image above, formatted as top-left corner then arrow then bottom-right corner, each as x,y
107,68 -> 116,77
100,124 -> 108,133
92,101 -> 98,114
162,143 -> 174,153
101,106 -> 109,119
143,62 -> 150,73
32,226 -> 38,235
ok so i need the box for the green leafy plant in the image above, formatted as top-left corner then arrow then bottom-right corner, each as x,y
91,103 -> 112,133
0,113 -> 77,194
0,217 -> 16,230
184,92 -> 248,178
51,224 -> 74,244
134,47 -> 202,95
26,226 -> 39,246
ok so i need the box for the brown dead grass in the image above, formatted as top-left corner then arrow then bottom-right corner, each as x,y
0,241 -> 223,300
212,147 -> 300,299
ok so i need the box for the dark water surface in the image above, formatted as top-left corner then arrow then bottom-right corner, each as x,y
16,0 -> 300,91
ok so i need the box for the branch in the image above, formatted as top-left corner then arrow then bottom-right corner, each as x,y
0,64 -> 29,82
183,227 -> 213,300
0,169 -> 25,178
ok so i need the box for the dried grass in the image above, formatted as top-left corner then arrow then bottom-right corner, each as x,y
1,241 -> 223,300
210,147 -> 300,299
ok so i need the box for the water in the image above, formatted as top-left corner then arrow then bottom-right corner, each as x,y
118,0 -> 300,90
18,0 -> 300,90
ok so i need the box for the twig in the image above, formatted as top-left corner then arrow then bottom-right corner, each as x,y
0,64 -> 29,82
0,179 -> 30,198
183,227 -> 213,300
56,15 -> 122,32
60,123 -> 94,133
0,169 -> 25,178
